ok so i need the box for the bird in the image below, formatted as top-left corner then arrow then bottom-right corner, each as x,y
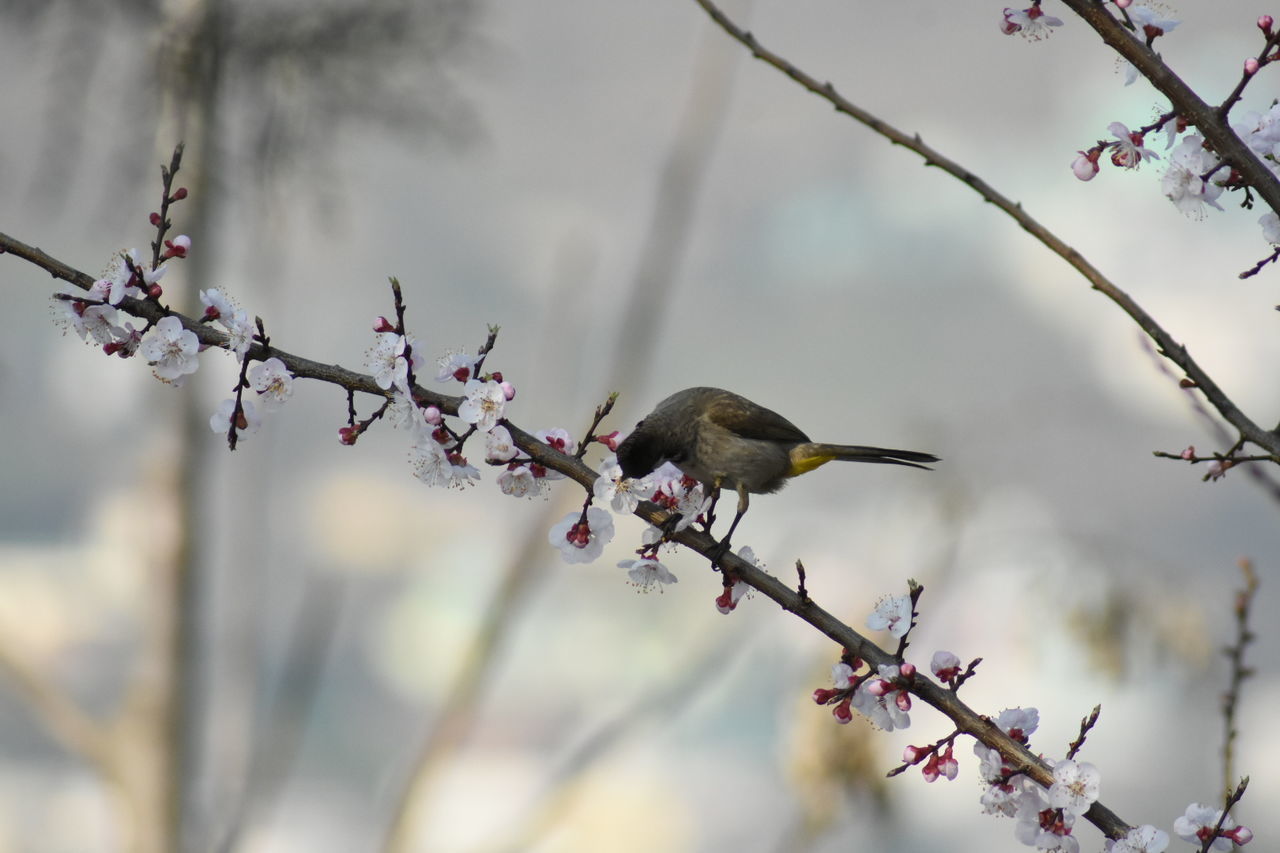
615,387 -> 937,561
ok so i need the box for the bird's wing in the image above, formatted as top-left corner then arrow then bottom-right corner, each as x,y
702,391 -> 811,443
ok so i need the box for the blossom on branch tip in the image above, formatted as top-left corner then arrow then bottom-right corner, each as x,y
1071,150 -> 1101,181
458,379 -> 507,432
548,507 -> 614,563
866,593 -> 913,638
140,316 -> 200,385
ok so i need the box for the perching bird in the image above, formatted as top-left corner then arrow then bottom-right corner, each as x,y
616,387 -> 937,559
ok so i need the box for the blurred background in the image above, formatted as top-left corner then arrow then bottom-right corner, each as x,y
1,1 -> 1278,851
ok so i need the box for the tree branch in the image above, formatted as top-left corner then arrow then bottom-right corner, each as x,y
686,0 -> 1280,461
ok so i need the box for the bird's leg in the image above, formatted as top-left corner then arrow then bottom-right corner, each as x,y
708,484 -> 749,569
702,477 -> 723,534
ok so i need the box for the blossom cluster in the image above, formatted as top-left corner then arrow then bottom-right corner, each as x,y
1043,4 -> 1280,247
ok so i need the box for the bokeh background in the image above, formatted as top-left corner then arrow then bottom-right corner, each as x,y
1,1 -> 1278,851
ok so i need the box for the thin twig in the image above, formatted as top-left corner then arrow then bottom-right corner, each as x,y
688,0 -> 1280,464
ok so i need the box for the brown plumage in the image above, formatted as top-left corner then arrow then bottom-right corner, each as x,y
616,387 -> 937,559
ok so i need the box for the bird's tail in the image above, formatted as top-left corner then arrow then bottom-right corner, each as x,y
788,443 -> 939,476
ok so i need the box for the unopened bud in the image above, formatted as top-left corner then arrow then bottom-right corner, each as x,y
170,187 -> 189,201
1227,825 -> 1254,845
372,316 -> 395,333
812,688 -> 838,705
150,212 -> 162,226
1246,57 -> 1261,75
1259,14 -> 1274,35
147,284 -> 163,299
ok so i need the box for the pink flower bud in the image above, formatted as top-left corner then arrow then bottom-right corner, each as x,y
899,661 -> 916,679
339,425 -> 359,445
1115,0 -> 1132,8
373,316 -> 395,333
832,697 -> 853,724
895,691 -> 912,712
170,187 -> 189,201
149,212 -> 162,226
812,688 -> 838,704
596,430 -> 622,452
866,679 -> 891,697
423,405 -> 442,425
147,284 -> 163,299
1259,14 -> 1274,34
1071,150 -> 1101,182
500,381 -> 516,401
1228,826 -> 1254,845
1246,57 -> 1261,75
902,744 -> 925,763
921,755 -> 940,783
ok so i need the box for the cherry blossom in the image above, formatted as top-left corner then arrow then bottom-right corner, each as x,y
485,425 -> 519,462
139,315 -> 200,384
1001,6 -> 1064,40
435,349 -> 476,383
367,332 -> 410,391
1048,759 -> 1101,816
1106,825 -> 1169,853
930,650 -> 962,682
866,593 -> 913,638
457,379 -> 507,432
548,507 -> 614,563
209,397 -> 261,437
1162,134 -> 1224,217
497,465 -> 540,498
1107,122 -> 1159,169
1173,803 -> 1241,851
618,557 -> 678,591
594,454 -> 656,513
248,357 -> 293,410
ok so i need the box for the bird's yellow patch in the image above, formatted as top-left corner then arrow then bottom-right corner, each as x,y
788,454 -> 835,476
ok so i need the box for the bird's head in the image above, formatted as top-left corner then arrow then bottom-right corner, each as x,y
615,421 -> 664,479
